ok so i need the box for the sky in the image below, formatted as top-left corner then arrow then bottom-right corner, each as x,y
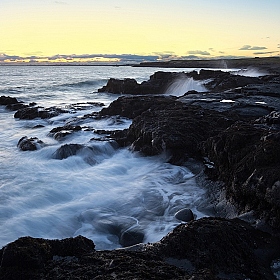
1,0 -> 280,64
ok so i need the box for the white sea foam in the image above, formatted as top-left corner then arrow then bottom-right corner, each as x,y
231,67 -> 268,77
165,77 -> 207,97
0,66 -> 208,249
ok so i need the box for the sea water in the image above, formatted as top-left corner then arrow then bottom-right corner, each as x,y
0,65 -> 265,250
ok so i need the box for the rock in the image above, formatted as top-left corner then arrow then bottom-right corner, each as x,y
175,208 -> 194,222
151,217 -> 280,279
98,70 -> 263,95
0,96 -> 19,105
112,99 -> 237,163
1,218 -> 279,279
99,95 -> 177,119
0,236 -> 95,269
14,106 -> 67,120
52,144 -> 85,159
201,121 -> 280,228
17,136 -> 45,151
98,78 -> 140,94
49,125 -> 82,140
119,229 -> 145,247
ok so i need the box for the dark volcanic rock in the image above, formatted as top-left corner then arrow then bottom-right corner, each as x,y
49,125 -> 82,140
105,97 -> 237,163
175,208 -> 194,222
98,70 -> 263,96
14,106 -> 67,120
201,121 -> 280,228
98,78 -> 140,94
119,229 -> 145,247
52,143 -> 86,159
100,95 -> 177,119
151,217 -> 280,279
17,136 -> 45,151
0,96 -> 27,111
1,218 -> 279,280
0,236 -> 95,269
0,96 -> 19,105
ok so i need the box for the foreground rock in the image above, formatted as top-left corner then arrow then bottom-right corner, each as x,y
1,218 -> 279,279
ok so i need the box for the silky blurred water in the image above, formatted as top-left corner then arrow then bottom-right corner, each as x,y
0,65 -> 262,249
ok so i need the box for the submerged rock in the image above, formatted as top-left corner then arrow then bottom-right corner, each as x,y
17,136 -> 45,151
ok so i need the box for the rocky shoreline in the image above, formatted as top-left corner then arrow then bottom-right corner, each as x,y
1,62 -> 280,279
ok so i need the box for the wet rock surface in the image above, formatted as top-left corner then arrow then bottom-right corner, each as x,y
99,71 -> 280,230
1,218 -> 279,279
17,136 -> 46,151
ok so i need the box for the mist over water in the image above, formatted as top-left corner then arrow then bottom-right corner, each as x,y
0,66 -> 209,249
165,77 -> 207,96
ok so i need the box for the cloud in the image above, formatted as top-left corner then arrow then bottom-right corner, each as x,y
239,45 -> 267,51
253,51 -> 278,55
54,1 -> 68,5
187,50 -> 211,56
0,53 -> 161,64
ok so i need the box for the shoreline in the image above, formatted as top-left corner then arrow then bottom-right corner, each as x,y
1,64 -> 280,279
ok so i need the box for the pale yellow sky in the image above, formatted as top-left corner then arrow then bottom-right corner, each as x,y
1,0 -> 280,63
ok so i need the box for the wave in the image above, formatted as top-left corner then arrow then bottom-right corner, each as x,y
231,67 -> 268,77
165,77 -> 207,97
58,79 -> 107,89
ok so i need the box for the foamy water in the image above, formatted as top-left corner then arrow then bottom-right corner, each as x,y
0,65 -> 266,250
0,66 -> 209,249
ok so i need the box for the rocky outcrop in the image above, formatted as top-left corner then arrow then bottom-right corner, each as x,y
97,72 -> 280,228
1,218 -> 279,279
150,217 -> 280,279
98,70 -> 263,95
17,136 -> 45,151
14,106 -> 67,120
0,95 -> 27,111
48,125 -> 82,141
201,121 -> 280,228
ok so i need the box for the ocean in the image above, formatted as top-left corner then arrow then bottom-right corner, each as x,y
0,65 -> 258,250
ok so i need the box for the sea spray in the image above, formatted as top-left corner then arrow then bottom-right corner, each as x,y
165,77 -> 207,97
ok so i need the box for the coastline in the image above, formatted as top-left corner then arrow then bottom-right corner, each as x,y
0,61 -> 280,279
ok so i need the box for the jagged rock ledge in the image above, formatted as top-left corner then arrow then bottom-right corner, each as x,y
1,218 -> 280,279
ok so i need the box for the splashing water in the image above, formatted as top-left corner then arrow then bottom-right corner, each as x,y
232,67 -> 268,77
165,77 -> 207,97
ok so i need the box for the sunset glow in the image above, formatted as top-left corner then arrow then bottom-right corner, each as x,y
1,0 -> 280,64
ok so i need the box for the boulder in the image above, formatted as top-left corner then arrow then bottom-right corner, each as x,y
120,229 -> 145,248
175,208 -> 194,222
17,136 -> 45,151
52,144 -> 85,159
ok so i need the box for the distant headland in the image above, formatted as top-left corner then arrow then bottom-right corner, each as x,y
134,56 -> 280,74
